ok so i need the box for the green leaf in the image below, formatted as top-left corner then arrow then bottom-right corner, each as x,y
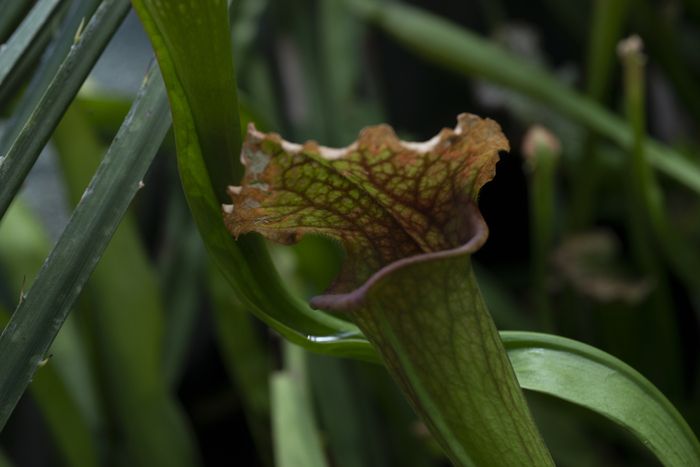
0,64 -> 170,432
307,355 -> 389,467
131,0 -> 371,359
0,0 -> 63,90
0,308 -> 98,467
0,0 -> 31,42
272,343 -> 329,467
226,115 -> 553,466
340,0 -> 700,196
502,331 -> 700,467
0,201 -> 102,435
584,0 -> 630,101
0,0 -> 100,144
0,0 -> 128,219
53,100 -> 200,466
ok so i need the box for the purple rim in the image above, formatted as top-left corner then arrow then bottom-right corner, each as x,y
309,202 -> 489,313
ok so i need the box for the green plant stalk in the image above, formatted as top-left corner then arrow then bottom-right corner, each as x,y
570,0 -> 629,228
312,206 -> 554,467
622,44 -> 664,238
0,0 -> 129,220
528,138 -> 558,331
585,0 -> 630,101
341,0 -> 700,196
0,64 -> 169,431
616,34 -> 700,297
620,40 -> 682,393
634,0 -> 700,122
615,30 -> 700,315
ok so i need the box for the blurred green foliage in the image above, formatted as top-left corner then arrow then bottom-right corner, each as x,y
0,0 -> 699,466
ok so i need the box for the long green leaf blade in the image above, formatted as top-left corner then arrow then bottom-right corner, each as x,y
0,200 -> 103,436
0,0 -> 101,143
272,343 -> 329,467
0,310 -> 98,467
53,101 -> 199,466
341,0 -> 700,195
502,331 -> 700,467
0,64 -> 170,430
0,0 -> 129,219
0,0 -> 31,41
131,0 -> 371,359
0,0 -> 63,90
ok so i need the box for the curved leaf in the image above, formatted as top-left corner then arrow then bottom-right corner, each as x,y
340,0 -> 700,196
502,331 -> 700,467
131,0 -> 374,360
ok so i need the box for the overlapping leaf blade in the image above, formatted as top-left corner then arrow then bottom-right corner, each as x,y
0,0 -> 63,90
503,331 -> 700,466
0,0 -> 130,219
131,0 -> 371,359
0,64 -> 172,433
340,0 -> 700,195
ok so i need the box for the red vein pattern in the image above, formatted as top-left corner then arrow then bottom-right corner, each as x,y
223,113 -> 508,293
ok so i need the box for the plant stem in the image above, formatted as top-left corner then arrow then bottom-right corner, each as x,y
313,205 -> 555,466
524,127 -> 560,331
619,36 -> 681,394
